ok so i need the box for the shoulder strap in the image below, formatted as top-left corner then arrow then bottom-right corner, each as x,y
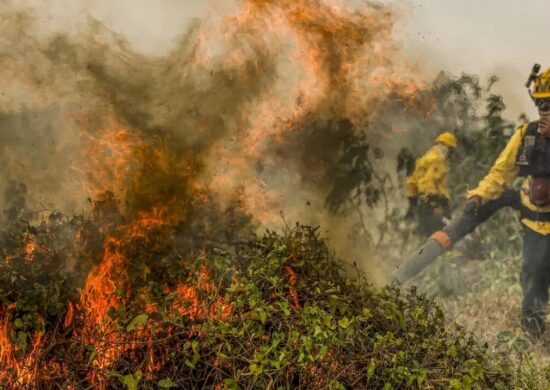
516,122 -> 540,169
518,121 -> 539,138
527,121 -> 540,135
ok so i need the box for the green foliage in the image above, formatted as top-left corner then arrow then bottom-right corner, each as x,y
0,213 -> 103,353
323,72 -> 518,255
158,378 -> 178,388
3,222 -> 537,389
449,79 -> 515,202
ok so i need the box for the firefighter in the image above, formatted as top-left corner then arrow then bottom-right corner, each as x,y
465,65 -> 550,338
406,132 -> 458,237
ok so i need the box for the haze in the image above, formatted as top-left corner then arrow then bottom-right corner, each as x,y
19,0 -> 549,120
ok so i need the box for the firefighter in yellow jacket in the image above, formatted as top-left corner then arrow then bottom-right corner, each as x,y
466,65 -> 550,338
406,132 -> 458,236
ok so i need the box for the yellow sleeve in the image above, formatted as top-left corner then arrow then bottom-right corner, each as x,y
467,125 -> 526,201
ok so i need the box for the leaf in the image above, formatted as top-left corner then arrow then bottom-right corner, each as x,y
255,308 -> 268,324
447,345 -> 458,358
367,359 -> 376,380
121,371 -> 141,390
87,348 -> 98,366
449,378 -> 463,389
16,331 -> 28,353
126,314 -> 149,332
223,379 -> 240,390
469,364 -> 484,380
329,380 -> 346,390
158,378 -> 178,388
338,317 -> 350,329
249,363 -> 263,376
185,347 -> 200,370
362,308 -> 372,319
416,369 -> 427,386
313,324 -> 322,337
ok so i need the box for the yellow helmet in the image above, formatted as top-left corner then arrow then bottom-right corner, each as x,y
435,132 -> 457,149
533,66 -> 550,99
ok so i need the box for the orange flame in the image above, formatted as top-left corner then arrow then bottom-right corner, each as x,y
23,240 -> 37,262
0,310 -> 44,387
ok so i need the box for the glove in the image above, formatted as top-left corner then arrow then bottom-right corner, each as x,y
405,197 -> 418,219
464,196 -> 482,215
428,196 -> 450,218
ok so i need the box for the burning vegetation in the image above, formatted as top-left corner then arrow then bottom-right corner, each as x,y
0,209 -> 526,388
1,0 -> 548,388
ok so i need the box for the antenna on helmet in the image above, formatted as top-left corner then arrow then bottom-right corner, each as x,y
526,63 -> 541,100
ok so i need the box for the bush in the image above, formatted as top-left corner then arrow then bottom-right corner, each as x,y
0,218 -> 533,389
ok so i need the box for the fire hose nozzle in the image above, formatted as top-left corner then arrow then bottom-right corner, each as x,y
392,189 -> 520,284
391,231 -> 453,283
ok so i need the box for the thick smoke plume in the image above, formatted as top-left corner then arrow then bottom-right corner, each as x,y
0,0 -> 445,268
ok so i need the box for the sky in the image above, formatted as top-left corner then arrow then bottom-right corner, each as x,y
390,0 -> 550,119
20,0 -> 550,120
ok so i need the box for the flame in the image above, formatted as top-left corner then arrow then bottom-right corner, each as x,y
0,0 -> 435,387
170,265 -> 232,322
70,204 -> 231,387
194,0 -> 429,227
0,309 -> 43,387
72,123 -> 143,207
23,240 -> 37,262
77,234 -> 128,385
64,301 -> 74,329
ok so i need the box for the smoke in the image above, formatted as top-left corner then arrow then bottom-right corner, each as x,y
0,0 -> 465,276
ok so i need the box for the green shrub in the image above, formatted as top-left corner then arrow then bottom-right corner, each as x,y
0,219 -> 535,389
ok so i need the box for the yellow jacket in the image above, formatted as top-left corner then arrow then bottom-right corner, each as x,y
406,145 -> 450,200
467,124 -> 550,235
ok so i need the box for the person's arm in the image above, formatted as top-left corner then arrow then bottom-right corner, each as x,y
467,125 -> 526,202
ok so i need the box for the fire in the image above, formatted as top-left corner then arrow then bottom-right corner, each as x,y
77,235 -> 127,380
195,0 -> 429,228
0,0 -> 435,387
23,240 -> 37,262
67,203 -> 232,387
170,265 -> 233,321
72,123 -> 143,207
0,309 -> 43,387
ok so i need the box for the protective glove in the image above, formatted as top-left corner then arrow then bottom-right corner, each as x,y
463,195 -> 482,216
431,196 -> 451,218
